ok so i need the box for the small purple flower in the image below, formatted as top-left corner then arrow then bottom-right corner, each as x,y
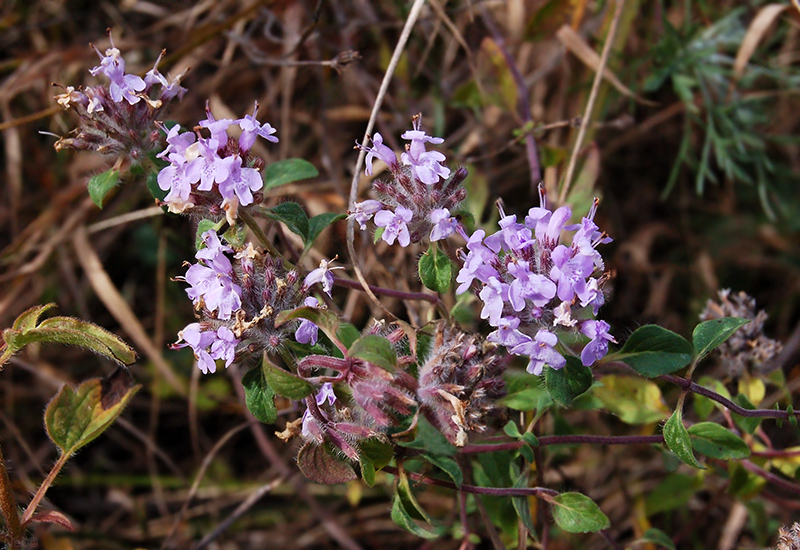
361,133 -> 398,176
90,38 -> 146,105
487,316 -> 531,348
216,156 -> 263,207
210,326 -> 238,368
374,207 -> 412,247
429,208 -> 459,241
479,277 -> 509,326
349,200 -> 384,230
191,138 -> 235,192
238,102 -> 279,152
549,245 -> 593,302
511,330 -> 565,375
295,297 -> 321,345
579,320 -> 615,366
400,118 -> 450,185
304,258 -> 344,297
144,49 -> 187,100
203,277 -> 242,320
199,102 -> 236,147
455,229 -> 500,294
485,208 -> 531,252
507,261 -> 557,309
316,382 -> 336,406
174,323 -> 219,374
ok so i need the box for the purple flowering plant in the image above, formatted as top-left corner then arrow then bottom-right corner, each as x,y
23,28 -> 794,550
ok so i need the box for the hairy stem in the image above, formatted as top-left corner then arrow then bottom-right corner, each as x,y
0,443 -> 22,541
21,452 -> 70,526
461,434 -> 665,454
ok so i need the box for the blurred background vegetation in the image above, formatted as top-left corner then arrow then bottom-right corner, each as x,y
1,0 -> 800,548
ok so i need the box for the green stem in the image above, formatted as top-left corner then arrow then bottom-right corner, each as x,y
0,443 -> 23,542
20,452 -> 70,526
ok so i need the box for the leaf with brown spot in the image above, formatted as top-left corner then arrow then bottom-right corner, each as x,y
296,442 -> 357,484
45,367 -> 140,455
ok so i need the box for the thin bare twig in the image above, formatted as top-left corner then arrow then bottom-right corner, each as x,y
559,0 -> 626,204
346,0 -> 428,322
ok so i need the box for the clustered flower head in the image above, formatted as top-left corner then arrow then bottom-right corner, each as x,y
53,32 -> 187,160
173,230 -> 314,373
457,185 -> 615,374
700,289 -> 782,376
350,115 -> 466,247
155,101 -> 278,221
416,323 -> 506,446
290,321 -> 506,459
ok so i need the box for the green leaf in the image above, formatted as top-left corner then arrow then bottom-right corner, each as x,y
11,303 -> 56,332
522,432 -> 539,447
359,438 -> 393,470
503,420 -> 522,438
261,357 -> 314,400
397,469 -> 431,521
45,367 -> 140,454
87,169 -> 119,208
545,356 -> 593,406
613,325 -> 694,377
195,219 -> 218,250
592,375 -> 670,424
4,316 -> 136,366
640,528 -> 676,550
512,470 -> 537,535
397,417 -> 457,456
359,453 -> 377,487
422,454 -> 463,487
305,213 -> 346,251
262,202 -> 309,241
222,221 -> 247,248
348,334 -> 397,371
418,243 -> 453,293
391,494 -> 441,539
687,422 -> 750,459
663,408 -> 706,469
275,306 -> 342,350
549,492 -> 610,533
296,442 -> 357,484
242,367 -> 277,424
693,318 -> 750,361
263,158 -> 319,190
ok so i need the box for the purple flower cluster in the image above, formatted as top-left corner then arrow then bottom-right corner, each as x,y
350,115 -> 465,247
156,102 -> 278,220
457,187 -> 615,375
54,33 -> 186,160
173,230 -> 313,373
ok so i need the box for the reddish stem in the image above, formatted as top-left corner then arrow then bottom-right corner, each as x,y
383,465 -> 557,498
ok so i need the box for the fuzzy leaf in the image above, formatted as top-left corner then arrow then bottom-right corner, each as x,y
45,368 -> 140,455
614,325 -> 694,377
545,356 -> 593,406
550,492 -> 610,533
359,438 -> 393,470
693,318 -> 750,362
5,316 -> 136,366
263,158 -> 319,190
261,357 -> 314,400
297,442 -> 357,484
242,367 -> 277,424
27,510 -> 75,531
348,334 -> 397,371
418,243 -> 453,293
687,422 -> 750,459
663,408 -> 706,469
262,202 -> 309,241
87,168 -> 119,208
11,303 -> 56,332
